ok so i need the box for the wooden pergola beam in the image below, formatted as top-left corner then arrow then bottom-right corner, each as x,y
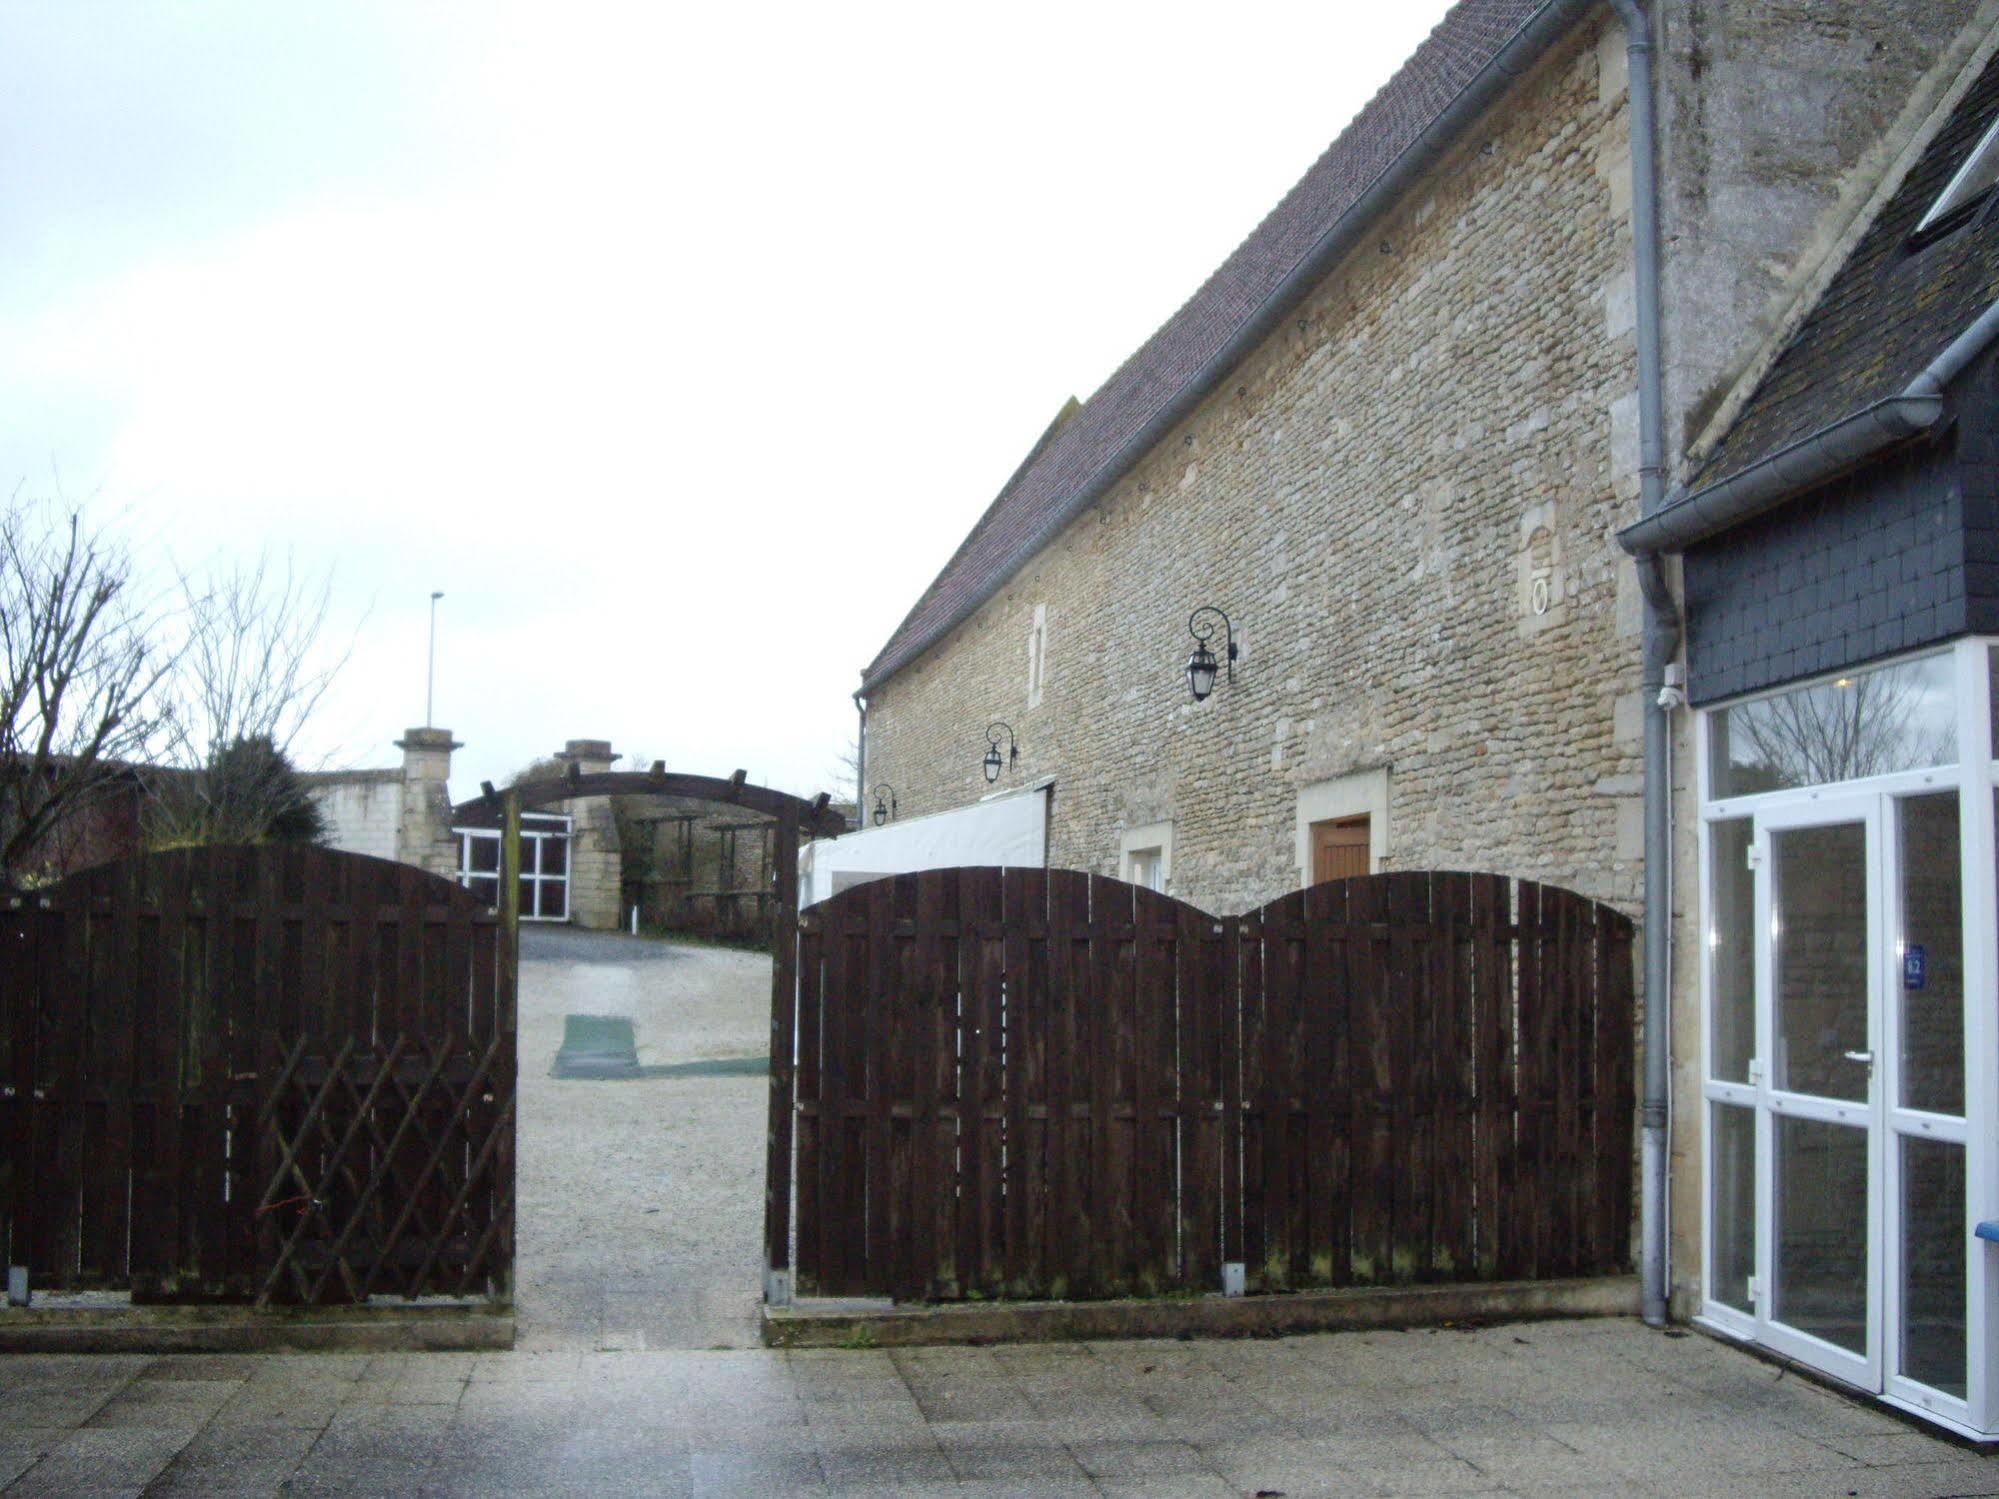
457,770 -> 846,838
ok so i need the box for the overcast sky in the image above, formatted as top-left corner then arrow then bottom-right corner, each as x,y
0,1 -> 1453,804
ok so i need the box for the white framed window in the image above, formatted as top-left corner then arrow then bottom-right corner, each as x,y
1026,603 -> 1048,709
453,811 -> 572,922
1694,638 -> 1999,1440
1118,819 -> 1172,893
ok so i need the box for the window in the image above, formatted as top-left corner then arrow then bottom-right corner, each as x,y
1118,820 -> 1172,893
1707,650 -> 1955,801
454,811 -> 572,921
1915,113 -> 1999,240
1026,603 -> 1048,708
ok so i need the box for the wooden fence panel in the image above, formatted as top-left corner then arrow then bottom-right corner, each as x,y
0,846 -> 513,1304
0,898 -> 35,1284
1048,869 -> 1091,1297
785,867 -> 1636,1304
792,893 -> 824,1294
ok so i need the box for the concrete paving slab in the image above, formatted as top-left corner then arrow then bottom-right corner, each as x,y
1094,1474 -> 1238,1498
5,1427 -> 183,1498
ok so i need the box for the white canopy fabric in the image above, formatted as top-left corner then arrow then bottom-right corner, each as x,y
799,781 -> 1049,908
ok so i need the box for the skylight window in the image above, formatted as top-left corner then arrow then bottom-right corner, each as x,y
1916,113 -> 1999,238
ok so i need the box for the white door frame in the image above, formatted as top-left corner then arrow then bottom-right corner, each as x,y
1752,793 -> 1884,1391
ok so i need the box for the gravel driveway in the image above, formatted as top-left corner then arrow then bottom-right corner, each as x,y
514,927 -> 772,1351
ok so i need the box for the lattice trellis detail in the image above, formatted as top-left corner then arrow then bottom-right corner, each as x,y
254,1034 -> 515,1306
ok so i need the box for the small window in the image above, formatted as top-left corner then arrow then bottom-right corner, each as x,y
1118,819 -> 1172,893
1914,113 -> 1999,240
1026,603 -> 1047,708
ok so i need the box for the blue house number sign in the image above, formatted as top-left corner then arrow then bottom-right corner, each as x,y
1904,944 -> 1927,991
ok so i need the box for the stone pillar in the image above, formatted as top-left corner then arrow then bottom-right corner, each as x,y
395,727 -> 463,880
556,738 -> 623,929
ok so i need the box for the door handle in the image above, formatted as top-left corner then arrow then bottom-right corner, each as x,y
1843,1050 -> 1874,1065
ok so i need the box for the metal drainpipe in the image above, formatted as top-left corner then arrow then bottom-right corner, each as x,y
1608,0 -> 1678,1330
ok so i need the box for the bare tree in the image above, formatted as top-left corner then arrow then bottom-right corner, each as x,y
0,494 -> 177,886
829,733 -> 861,813
146,553 -> 352,849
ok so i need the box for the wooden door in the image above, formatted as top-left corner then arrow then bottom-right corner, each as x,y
1311,815 -> 1371,884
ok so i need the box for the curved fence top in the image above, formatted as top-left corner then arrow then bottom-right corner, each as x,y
25,841 -> 496,916
806,865 -> 1632,929
787,863 -> 1636,1303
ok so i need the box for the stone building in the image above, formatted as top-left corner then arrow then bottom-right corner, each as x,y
853,0 -> 1999,1438
860,0 -> 1973,916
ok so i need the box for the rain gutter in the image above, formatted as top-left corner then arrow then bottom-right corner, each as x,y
1618,296 -> 1999,558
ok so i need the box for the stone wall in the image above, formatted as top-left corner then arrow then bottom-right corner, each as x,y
620,794 -> 777,942
394,728 -> 463,881
554,739 -> 623,930
304,772 -> 404,862
1655,0 -> 1986,459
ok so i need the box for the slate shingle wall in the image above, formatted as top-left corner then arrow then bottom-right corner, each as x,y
1685,361 -> 1999,707
1958,360 -> 1999,636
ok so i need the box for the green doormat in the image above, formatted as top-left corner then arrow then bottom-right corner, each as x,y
551,1014 -> 641,1079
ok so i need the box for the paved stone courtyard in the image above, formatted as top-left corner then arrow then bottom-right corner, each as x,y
4,1319 -> 1999,1496
514,927 -> 771,1352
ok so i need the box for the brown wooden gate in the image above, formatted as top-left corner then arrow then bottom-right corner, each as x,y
0,846 -> 516,1304
786,867 -> 1633,1303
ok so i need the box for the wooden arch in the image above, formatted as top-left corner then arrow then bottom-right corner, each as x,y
450,765 -> 846,838
450,765 -> 842,1304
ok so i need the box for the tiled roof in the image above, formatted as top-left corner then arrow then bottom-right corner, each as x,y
1696,48 -> 1999,488
862,0 -> 1559,691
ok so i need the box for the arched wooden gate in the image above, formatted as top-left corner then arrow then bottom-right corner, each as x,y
779,866 -> 1636,1303
0,846 -> 514,1304
0,770 -> 844,1309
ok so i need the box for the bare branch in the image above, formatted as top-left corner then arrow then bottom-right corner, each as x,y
0,496 -> 179,886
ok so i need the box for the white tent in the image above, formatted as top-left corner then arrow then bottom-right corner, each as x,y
799,780 -> 1050,907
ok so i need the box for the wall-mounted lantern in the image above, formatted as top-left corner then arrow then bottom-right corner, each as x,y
982,722 -> 1019,784
1186,607 -> 1239,702
871,784 -> 897,826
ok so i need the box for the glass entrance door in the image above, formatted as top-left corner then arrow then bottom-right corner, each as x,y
1755,797 -> 1883,1388
1701,641 -> 1992,1435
